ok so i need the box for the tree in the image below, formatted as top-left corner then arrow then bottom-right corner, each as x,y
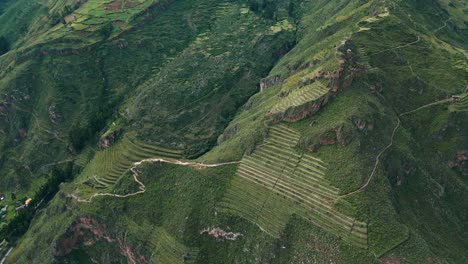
99,23 -> 114,39
0,163 -> 73,242
0,36 -> 9,55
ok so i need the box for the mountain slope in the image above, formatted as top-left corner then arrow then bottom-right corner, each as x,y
0,0 -> 467,263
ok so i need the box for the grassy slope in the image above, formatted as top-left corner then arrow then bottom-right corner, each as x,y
204,0 -> 467,262
0,0 -> 295,192
1,0 -> 467,263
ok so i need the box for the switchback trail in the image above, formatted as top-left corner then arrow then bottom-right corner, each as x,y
73,158 -> 240,203
339,118 -> 400,198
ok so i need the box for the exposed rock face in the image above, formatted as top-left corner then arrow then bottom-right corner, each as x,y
306,126 -> 352,152
48,105 -> 63,124
200,227 -> 243,241
448,150 -> 467,175
351,116 -> 374,133
98,132 -> 116,149
269,96 -> 325,123
319,135 -> 336,146
269,39 -> 366,123
52,217 -> 114,257
260,75 -> 282,92
52,217 -> 146,263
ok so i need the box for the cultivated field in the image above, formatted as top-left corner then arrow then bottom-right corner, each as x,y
80,135 -> 183,189
220,125 -> 368,248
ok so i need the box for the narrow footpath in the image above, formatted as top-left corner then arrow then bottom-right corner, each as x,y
73,158 -> 240,203
339,118 -> 400,198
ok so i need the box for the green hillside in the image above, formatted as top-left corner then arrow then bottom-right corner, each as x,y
0,0 -> 466,263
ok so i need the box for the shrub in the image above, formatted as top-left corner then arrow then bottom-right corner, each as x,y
0,36 -> 9,55
99,23 -> 114,39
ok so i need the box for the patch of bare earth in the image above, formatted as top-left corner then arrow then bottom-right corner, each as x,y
125,1 -> 139,8
53,217 -> 147,263
104,1 -> 123,11
113,20 -> 128,29
64,13 -> 78,23
200,227 -> 243,241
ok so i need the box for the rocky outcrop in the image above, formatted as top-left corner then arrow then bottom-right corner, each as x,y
351,116 -> 374,133
305,126 -> 352,152
48,105 -> 63,124
260,75 -> 282,92
269,39 -> 365,123
52,217 -> 146,263
52,217 -> 114,257
448,150 -> 467,176
98,131 -> 117,149
200,227 -> 243,241
271,95 -> 327,123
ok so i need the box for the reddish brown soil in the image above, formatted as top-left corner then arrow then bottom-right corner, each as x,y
104,1 -> 123,11
125,1 -> 139,8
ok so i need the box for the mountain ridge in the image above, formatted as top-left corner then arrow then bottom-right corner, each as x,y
0,0 -> 466,263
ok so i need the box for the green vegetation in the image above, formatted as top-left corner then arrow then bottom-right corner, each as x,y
0,36 -> 8,55
449,92 -> 468,112
271,80 -> 330,114
220,125 -> 367,247
76,135 -> 183,193
0,163 -> 73,243
0,0 -> 466,263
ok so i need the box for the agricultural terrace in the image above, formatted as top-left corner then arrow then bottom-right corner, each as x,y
271,80 -> 330,114
150,227 -> 199,264
79,135 -> 183,189
26,0 -> 161,48
220,125 -> 368,248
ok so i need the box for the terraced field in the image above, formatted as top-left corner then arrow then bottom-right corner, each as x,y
151,227 -> 198,264
270,81 -> 330,114
67,0 -> 157,31
358,47 -> 376,73
219,125 -> 368,248
75,146 -> 95,167
81,136 -> 183,189
23,0 -> 162,48
449,92 -> 468,112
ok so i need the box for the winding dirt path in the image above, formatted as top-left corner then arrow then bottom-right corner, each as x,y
73,158 -> 240,203
337,91 -> 463,198
399,98 -> 451,117
433,18 -> 452,34
368,35 -> 420,57
339,118 -> 400,198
